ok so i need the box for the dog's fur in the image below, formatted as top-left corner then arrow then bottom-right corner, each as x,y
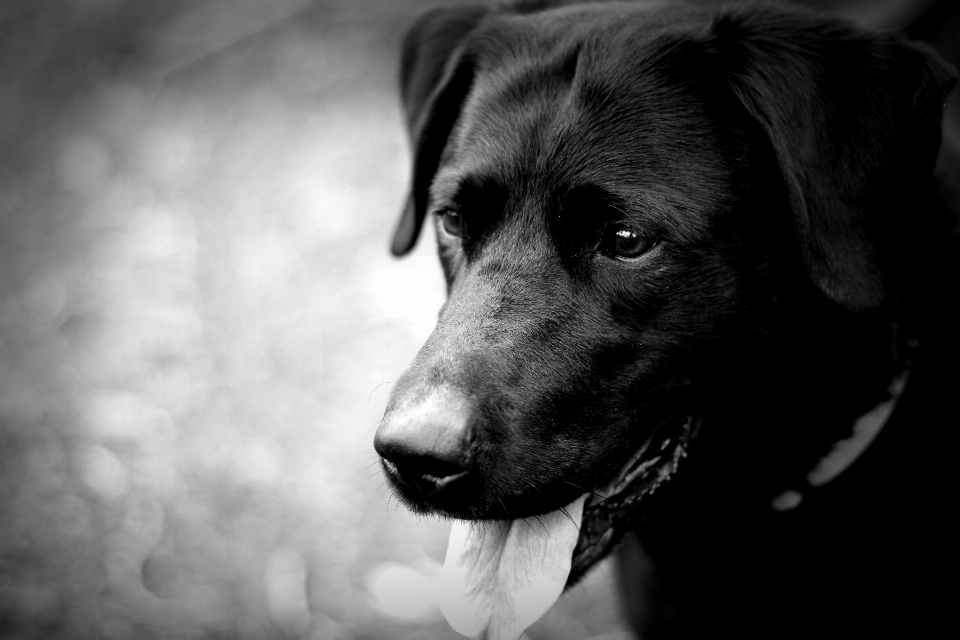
375,1 -> 958,637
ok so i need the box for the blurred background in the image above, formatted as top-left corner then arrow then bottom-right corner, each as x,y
1,1 -> 956,639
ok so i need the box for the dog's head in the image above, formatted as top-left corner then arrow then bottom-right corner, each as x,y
374,1 -> 954,636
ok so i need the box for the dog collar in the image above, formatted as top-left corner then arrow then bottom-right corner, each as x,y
771,362 -> 912,512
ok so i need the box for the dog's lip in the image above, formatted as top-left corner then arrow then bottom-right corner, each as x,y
567,413 -> 700,586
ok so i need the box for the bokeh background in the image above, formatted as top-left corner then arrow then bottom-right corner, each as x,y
1,1 -> 957,639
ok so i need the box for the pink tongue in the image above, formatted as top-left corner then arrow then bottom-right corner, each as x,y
437,495 -> 587,640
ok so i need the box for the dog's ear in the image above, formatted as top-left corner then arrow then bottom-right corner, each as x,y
710,8 -> 956,310
391,6 -> 489,257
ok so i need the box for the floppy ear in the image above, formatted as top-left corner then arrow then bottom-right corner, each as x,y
710,7 -> 956,310
391,6 -> 489,257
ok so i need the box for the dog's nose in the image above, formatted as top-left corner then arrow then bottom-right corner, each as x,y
374,391 -> 471,497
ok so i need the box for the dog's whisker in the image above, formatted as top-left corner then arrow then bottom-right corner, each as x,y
522,479 -> 543,494
560,478 -> 605,500
496,497 -> 511,521
532,514 -> 549,536
367,380 -> 394,404
559,507 -> 580,532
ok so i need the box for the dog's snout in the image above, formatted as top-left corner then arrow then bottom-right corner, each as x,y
374,391 -> 472,498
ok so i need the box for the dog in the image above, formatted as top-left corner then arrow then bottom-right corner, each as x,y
373,1 -> 958,638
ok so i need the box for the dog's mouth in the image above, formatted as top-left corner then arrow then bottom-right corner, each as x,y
437,413 -> 700,640
569,412 -> 701,585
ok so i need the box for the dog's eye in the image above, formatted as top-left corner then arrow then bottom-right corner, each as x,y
439,208 -> 463,237
603,224 -> 656,259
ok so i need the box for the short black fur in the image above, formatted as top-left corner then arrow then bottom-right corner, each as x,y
376,1 -> 958,638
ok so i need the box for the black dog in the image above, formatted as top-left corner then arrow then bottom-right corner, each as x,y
374,1 -> 958,638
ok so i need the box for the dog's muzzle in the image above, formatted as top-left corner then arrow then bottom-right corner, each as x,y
376,381 -> 701,589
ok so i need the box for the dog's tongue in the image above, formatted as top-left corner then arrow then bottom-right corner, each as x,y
438,495 -> 587,640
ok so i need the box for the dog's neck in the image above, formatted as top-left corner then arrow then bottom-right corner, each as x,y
771,301 -> 916,498
770,360 -> 911,512
666,301 -> 917,517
